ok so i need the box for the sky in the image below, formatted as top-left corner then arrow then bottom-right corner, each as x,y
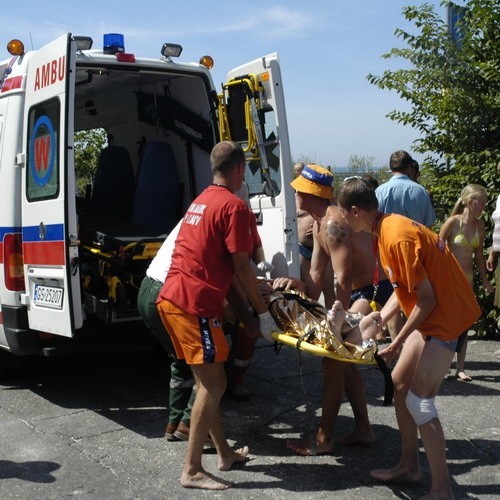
1,0 -> 455,168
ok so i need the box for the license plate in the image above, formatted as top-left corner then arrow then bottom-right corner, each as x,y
33,284 -> 64,309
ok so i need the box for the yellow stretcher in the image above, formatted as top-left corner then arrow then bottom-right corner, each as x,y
272,331 -> 378,365
267,290 -> 393,405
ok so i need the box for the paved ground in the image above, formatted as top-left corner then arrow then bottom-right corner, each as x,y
0,333 -> 499,499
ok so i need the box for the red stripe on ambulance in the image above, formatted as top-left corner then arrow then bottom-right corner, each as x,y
23,241 -> 65,266
34,56 -> 65,91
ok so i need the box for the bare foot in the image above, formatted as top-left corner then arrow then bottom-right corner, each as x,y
327,300 -> 346,342
334,430 -> 376,447
286,437 -> 334,456
359,310 -> 382,341
371,465 -> 422,483
456,371 -> 472,382
180,469 -> 233,490
218,446 -> 249,471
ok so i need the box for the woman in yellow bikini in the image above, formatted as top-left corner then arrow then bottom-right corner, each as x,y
440,184 -> 494,380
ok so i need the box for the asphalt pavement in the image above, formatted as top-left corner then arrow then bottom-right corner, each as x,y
0,333 -> 499,499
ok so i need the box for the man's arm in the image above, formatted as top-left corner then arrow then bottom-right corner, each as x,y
321,218 -> 353,309
380,277 -> 437,361
231,252 -> 267,315
306,232 -> 330,301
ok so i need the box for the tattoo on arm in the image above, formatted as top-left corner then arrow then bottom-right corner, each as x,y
326,220 -> 346,244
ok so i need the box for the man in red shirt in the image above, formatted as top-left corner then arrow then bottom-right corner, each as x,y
157,141 -> 280,490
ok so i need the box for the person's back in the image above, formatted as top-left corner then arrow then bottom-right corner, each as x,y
161,185 -> 251,317
317,205 -> 383,291
376,150 -> 435,227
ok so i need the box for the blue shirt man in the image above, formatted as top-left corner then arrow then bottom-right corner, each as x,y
376,151 -> 435,227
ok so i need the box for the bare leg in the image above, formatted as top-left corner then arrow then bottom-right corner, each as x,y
387,309 -> 405,342
411,340 -> 456,499
455,336 -> 471,381
333,298 -> 376,446
180,362 -> 244,490
336,364 -> 376,446
371,331 -> 424,483
287,357 -> 345,455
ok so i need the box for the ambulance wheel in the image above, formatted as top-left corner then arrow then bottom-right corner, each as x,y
0,349 -> 20,378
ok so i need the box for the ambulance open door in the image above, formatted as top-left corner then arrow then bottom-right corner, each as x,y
20,33 -> 82,336
219,53 -> 299,278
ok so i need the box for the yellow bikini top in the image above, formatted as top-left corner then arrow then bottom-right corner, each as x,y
452,217 -> 480,249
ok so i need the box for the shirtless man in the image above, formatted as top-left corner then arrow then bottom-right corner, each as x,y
276,165 -> 394,455
294,162 -> 335,308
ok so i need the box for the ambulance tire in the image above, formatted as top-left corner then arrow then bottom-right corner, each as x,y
0,349 -> 20,378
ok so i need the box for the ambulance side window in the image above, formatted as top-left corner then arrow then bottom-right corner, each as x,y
26,98 -> 60,201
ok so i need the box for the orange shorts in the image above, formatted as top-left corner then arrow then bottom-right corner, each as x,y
157,299 -> 229,365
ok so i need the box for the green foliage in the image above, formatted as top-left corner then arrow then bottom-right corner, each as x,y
74,128 -> 108,195
367,0 -> 500,335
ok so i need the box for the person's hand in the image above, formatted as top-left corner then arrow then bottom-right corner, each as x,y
272,277 -> 307,293
377,343 -> 400,366
258,311 -> 282,342
257,260 -> 274,273
486,253 -> 496,272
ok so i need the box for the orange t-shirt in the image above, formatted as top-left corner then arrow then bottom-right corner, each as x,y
378,214 -> 480,340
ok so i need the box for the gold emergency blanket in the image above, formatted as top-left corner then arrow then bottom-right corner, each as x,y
267,289 -> 378,364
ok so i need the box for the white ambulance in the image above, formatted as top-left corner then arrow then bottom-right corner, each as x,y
0,33 -> 298,364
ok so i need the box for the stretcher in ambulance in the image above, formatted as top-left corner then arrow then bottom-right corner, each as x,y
0,33 -> 299,362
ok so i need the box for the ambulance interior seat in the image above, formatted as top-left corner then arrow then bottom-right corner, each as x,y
78,141 -> 181,275
132,141 -> 181,235
91,146 -> 135,221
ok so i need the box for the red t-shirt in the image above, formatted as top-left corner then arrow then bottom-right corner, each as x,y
158,185 -> 253,316
378,214 -> 481,340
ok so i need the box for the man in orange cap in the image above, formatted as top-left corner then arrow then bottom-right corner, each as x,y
275,164 -> 393,455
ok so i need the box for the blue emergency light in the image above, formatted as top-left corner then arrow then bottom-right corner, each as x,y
103,33 -> 125,54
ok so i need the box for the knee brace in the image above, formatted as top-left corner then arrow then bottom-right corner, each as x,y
405,390 -> 438,426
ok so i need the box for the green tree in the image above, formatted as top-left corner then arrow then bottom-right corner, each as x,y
367,0 -> 500,334
367,0 -> 499,214
74,128 -> 108,195
347,154 -> 375,174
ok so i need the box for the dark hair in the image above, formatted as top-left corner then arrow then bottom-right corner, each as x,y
361,174 -> 379,190
389,150 -> 413,172
336,178 -> 379,211
210,141 -> 245,174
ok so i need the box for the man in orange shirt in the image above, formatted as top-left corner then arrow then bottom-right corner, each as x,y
336,177 -> 480,500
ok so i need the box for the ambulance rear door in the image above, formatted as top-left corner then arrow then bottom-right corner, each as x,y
224,53 -> 299,278
20,33 -> 82,336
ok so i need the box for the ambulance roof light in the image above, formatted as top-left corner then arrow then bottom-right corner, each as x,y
103,33 -> 125,54
74,36 -> 93,51
161,43 -> 182,59
199,55 -> 214,69
7,39 -> 25,56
